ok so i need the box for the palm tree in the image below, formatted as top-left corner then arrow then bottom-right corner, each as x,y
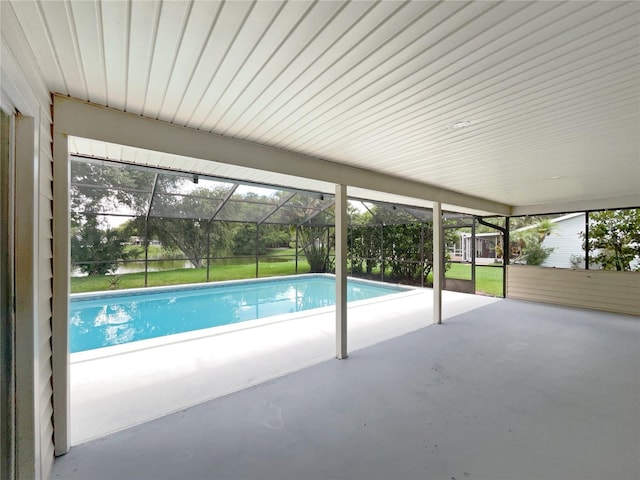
534,218 -> 557,243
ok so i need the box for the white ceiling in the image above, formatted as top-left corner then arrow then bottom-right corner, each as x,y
6,0 -> 640,211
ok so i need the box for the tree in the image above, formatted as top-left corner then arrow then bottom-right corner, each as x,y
72,160 -> 239,269
127,183 -> 237,268
72,159 -> 321,270
231,224 -> 265,256
146,218 -> 225,268
231,224 -> 291,256
511,219 -> 556,266
348,207 -> 381,275
299,225 -> 334,273
70,160 -> 158,226
348,224 -> 381,275
581,209 -> 640,271
346,205 -> 455,285
71,217 -> 139,275
260,225 -> 291,249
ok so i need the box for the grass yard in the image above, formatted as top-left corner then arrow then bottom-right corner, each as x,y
71,255 -> 311,293
445,263 -> 503,297
122,244 -> 165,258
71,249 -> 503,297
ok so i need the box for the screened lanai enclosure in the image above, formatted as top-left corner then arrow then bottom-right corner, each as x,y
70,156 -> 503,294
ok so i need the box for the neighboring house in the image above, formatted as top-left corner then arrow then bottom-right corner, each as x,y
451,213 -> 587,268
513,213 -> 585,269
536,213 -> 585,269
452,232 -> 503,265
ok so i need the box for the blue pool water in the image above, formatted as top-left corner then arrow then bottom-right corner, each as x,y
69,275 -> 408,353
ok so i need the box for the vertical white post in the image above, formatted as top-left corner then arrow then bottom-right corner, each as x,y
14,115 -> 40,478
0,111 -> 16,480
335,184 -> 348,359
52,130 -> 70,455
433,202 -> 444,324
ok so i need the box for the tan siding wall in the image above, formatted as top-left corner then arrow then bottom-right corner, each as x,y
507,266 -> 640,316
1,2 -> 55,477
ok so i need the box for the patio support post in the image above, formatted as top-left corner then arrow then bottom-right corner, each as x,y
504,218 -> 509,297
420,223 -> 425,288
335,184 -> 348,360
471,218 -> 476,293
433,202 -> 444,324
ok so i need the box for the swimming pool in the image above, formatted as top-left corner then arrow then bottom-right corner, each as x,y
69,275 -> 410,353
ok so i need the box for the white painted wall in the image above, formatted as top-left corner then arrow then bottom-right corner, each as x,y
541,214 -> 586,269
1,2 -> 55,478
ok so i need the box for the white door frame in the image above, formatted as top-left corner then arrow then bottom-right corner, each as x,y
1,109 -> 16,480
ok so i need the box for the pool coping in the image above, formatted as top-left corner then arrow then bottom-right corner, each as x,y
70,274 -> 420,364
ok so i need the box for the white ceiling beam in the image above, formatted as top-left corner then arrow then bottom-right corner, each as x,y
53,95 -> 511,216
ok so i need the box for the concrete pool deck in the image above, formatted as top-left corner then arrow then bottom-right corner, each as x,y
70,287 -> 499,444
56,294 -> 639,480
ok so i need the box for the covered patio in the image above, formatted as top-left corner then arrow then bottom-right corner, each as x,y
2,1 -> 638,479
53,298 -> 640,480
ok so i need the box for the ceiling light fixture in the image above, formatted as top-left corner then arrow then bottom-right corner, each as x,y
453,120 -> 472,128
547,175 -> 562,180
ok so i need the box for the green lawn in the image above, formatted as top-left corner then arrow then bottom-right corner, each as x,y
71,255 -> 311,293
266,247 -> 297,256
445,263 -> 503,297
71,251 -> 503,297
122,244 -> 164,258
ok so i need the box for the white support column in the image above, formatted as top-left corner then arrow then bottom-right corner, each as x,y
335,184 -> 348,359
433,202 -> 444,324
52,130 -> 70,455
0,110 -> 16,480
14,115 -> 40,478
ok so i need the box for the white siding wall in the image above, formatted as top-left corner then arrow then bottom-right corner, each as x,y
1,3 -> 55,479
540,214 -> 586,268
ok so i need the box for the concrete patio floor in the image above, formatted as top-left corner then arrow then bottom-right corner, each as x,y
54,297 -> 639,480
69,287 -> 497,444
